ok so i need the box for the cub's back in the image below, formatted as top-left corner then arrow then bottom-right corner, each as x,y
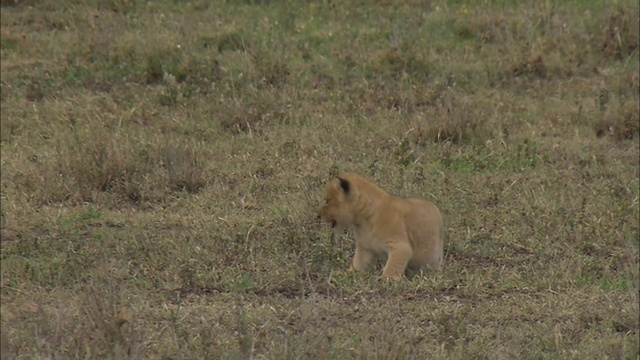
402,198 -> 443,224
400,198 -> 444,243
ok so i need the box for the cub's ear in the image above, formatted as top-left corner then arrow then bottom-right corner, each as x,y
338,177 -> 350,194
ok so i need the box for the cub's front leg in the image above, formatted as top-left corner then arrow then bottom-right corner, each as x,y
381,244 -> 413,281
352,245 -> 375,271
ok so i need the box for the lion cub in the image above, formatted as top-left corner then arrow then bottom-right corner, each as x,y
320,173 -> 444,280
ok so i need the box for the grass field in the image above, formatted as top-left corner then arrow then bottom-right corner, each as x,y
1,0 -> 639,358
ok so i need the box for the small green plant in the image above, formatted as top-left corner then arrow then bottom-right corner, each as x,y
233,273 -> 255,291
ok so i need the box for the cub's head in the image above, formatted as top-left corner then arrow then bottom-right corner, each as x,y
320,176 -> 355,234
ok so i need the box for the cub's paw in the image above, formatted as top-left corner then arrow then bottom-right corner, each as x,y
377,273 -> 403,282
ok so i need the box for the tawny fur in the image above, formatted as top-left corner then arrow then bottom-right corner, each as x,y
320,173 -> 444,280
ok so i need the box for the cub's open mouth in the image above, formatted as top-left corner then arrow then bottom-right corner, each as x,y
330,220 -> 337,228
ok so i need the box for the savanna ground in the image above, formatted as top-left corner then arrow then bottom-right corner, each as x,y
0,0 -> 638,358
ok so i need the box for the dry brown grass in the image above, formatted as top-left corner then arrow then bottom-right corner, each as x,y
1,0 -> 638,359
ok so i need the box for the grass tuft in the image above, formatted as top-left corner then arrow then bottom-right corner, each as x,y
411,90 -> 499,146
511,54 -> 547,79
599,5 -> 639,60
163,142 -> 207,194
